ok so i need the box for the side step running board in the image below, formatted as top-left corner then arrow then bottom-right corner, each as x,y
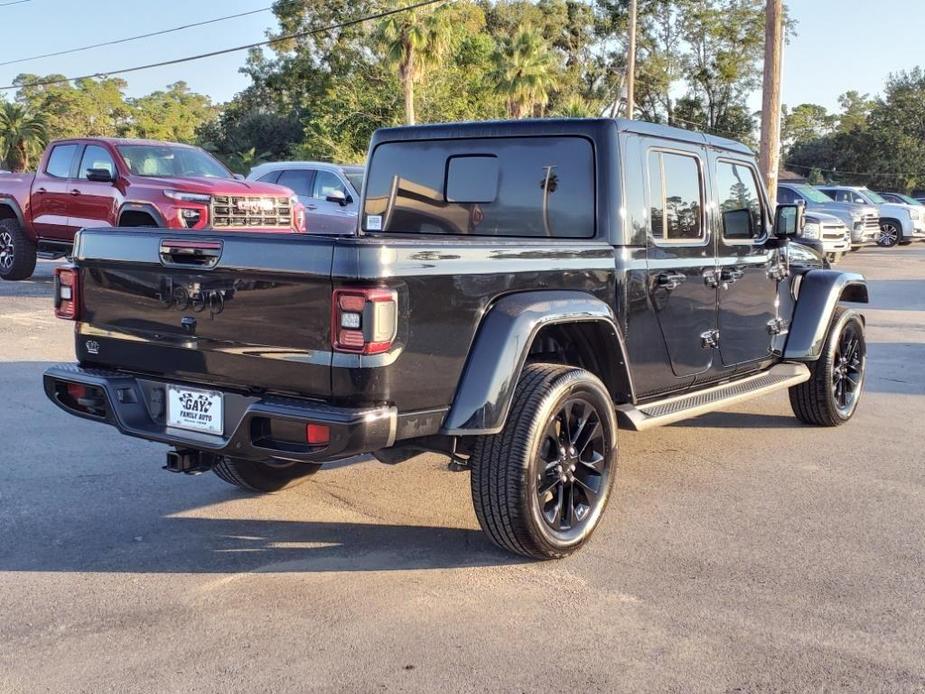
616,362 -> 811,431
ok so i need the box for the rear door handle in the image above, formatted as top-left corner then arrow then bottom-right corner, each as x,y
656,272 -> 686,290
69,189 -> 81,196
35,187 -> 47,194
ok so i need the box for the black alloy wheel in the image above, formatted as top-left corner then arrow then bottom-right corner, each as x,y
535,397 -> 609,536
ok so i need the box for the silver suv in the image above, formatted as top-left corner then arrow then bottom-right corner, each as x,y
248,162 -> 364,235
817,185 -> 925,247
777,183 -> 879,249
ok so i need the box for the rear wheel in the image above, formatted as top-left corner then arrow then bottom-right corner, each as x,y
0,218 -> 37,281
789,309 -> 866,426
470,363 -> 618,559
213,457 -> 321,493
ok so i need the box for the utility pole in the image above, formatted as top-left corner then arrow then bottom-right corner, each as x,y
625,0 -> 637,119
759,0 -> 783,201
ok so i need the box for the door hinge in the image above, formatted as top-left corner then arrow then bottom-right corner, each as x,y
767,317 -> 788,335
768,262 -> 789,281
700,329 -> 720,349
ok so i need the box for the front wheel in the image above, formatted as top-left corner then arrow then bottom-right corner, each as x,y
789,309 -> 866,426
877,222 -> 900,247
470,364 -> 618,559
213,457 -> 321,493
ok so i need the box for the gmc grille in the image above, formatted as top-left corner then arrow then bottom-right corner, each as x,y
210,196 -> 292,229
822,224 -> 848,240
862,214 -> 880,231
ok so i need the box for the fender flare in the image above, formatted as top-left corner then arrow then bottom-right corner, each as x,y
784,269 -> 868,361
442,290 -> 632,436
0,195 -> 26,229
117,202 -> 165,227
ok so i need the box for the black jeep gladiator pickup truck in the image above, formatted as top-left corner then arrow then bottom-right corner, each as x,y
45,119 -> 869,559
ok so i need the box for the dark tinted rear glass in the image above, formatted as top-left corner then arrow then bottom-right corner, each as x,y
363,136 -> 594,238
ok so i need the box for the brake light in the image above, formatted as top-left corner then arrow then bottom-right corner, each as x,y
306,423 -> 330,445
54,266 -> 79,320
332,288 -> 397,354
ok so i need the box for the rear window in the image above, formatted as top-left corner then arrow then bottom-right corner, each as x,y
362,136 -> 595,238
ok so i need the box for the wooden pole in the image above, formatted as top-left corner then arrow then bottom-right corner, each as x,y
759,0 -> 783,201
626,0 -> 637,119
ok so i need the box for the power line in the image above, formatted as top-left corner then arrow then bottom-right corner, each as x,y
0,0 -> 448,92
0,6 -> 274,68
0,0 -> 30,6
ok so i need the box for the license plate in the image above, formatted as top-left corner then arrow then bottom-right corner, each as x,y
166,385 -> 224,435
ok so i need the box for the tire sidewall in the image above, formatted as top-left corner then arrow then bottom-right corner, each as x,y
523,371 -> 618,553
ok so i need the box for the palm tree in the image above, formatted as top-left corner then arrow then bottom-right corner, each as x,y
0,102 -> 47,172
377,2 -> 453,125
492,28 -> 558,119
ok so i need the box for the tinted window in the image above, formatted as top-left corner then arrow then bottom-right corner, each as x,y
78,145 -> 115,180
363,136 -> 594,238
446,156 -> 499,202
276,170 -> 312,198
648,151 -> 703,241
716,160 -> 764,239
257,171 -> 280,184
777,187 -> 795,203
45,144 -> 77,178
313,170 -> 347,200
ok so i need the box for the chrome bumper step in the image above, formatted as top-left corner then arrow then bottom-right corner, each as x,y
616,363 -> 811,431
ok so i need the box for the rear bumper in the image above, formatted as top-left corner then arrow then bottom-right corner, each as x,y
43,364 -> 396,464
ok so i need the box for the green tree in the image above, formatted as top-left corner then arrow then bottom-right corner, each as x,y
377,2 -> 454,124
13,75 -> 131,139
492,26 -> 558,118
781,103 -> 835,152
127,82 -> 217,142
0,102 -> 47,172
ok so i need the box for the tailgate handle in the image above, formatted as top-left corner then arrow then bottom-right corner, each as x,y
159,239 -> 223,269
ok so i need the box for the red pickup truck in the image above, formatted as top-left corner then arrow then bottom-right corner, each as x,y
0,138 -> 305,280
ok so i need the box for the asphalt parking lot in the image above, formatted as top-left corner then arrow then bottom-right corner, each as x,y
1,246 -> 923,692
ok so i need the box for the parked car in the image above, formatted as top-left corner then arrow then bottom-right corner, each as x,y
817,185 -> 925,247
874,191 -> 924,207
801,211 -> 851,263
0,138 -> 306,281
44,118 -> 869,560
248,161 -> 364,235
777,183 -> 879,249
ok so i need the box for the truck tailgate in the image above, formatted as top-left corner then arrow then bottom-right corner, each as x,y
73,229 -> 334,398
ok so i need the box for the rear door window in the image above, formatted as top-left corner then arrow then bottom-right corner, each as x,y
363,136 -> 595,238
647,150 -> 704,242
45,144 -> 78,178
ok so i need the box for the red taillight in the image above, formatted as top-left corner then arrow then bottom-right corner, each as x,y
66,383 -> 88,401
332,287 -> 398,355
306,423 -> 330,445
54,266 -> 79,320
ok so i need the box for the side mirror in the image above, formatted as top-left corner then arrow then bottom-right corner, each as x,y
774,203 -> 803,238
326,190 -> 350,206
86,168 -> 114,183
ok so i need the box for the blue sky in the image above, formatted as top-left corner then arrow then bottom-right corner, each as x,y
0,0 -> 922,113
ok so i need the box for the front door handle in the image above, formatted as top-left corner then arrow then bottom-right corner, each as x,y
656,272 -> 686,290
35,187 -> 47,194
720,267 -> 744,283
69,189 -> 81,196
304,204 -> 318,210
